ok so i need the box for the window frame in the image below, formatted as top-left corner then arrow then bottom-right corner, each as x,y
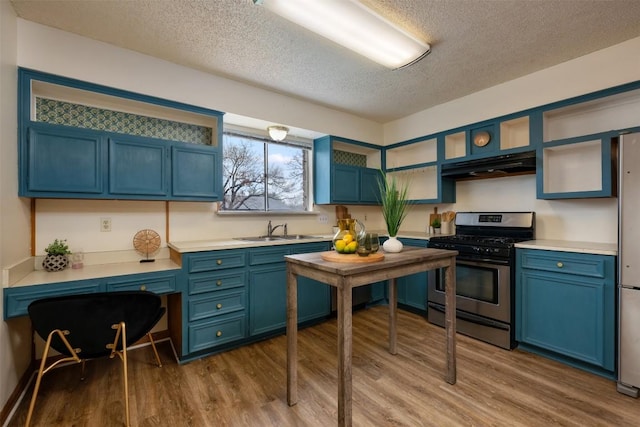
220,127 -> 313,213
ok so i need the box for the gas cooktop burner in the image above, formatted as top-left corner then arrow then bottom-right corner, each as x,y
430,234 -> 523,247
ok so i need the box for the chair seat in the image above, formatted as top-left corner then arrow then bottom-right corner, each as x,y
28,291 -> 164,358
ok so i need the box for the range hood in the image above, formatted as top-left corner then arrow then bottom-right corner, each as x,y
441,150 -> 537,180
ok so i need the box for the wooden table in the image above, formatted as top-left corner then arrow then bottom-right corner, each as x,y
285,246 -> 457,427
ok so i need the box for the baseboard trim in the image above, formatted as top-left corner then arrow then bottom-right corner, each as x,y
1,360 -> 35,427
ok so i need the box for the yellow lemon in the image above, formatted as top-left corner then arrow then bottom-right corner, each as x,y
346,241 -> 358,253
334,240 -> 346,253
342,234 -> 354,244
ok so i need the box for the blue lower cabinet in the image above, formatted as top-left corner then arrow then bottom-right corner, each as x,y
298,277 -> 331,323
516,248 -> 616,377
188,312 -> 246,353
369,281 -> 387,304
249,263 -> 287,336
396,238 -> 430,313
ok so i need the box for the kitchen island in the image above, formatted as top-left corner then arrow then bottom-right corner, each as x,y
285,246 -> 458,427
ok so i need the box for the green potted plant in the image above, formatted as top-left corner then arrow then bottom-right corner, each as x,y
431,217 -> 441,234
43,238 -> 72,272
377,170 -> 410,253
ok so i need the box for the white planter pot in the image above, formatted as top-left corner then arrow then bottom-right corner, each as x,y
383,236 -> 403,253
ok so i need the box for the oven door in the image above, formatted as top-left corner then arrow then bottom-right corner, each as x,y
428,258 -> 511,323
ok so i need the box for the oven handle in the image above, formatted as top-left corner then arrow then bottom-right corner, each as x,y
455,257 -> 510,267
428,302 -> 509,331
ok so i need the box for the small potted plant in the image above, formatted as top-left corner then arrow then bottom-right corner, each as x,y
431,217 -> 441,234
43,238 -> 72,272
377,170 -> 410,253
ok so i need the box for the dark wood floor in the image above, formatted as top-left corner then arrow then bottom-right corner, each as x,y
8,306 -> 639,426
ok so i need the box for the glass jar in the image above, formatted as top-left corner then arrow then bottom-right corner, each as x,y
333,218 -> 365,254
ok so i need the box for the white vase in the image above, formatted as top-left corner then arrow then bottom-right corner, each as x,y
383,236 -> 403,253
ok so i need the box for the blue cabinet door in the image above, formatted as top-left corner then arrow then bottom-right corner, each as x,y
332,165 -> 360,203
291,242 -> 331,322
25,124 -> 105,195
172,143 -> 221,200
360,168 -> 381,203
516,249 -> 616,374
297,278 -> 331,323
109,135 -> 169,197
249,263 -> 287,336
396,238 -> 429,312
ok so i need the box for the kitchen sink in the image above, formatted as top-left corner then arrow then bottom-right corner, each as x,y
234,235 -> 284,242
280,234 -> 318,240
235,234 -> 318,242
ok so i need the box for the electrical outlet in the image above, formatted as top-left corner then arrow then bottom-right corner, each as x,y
100,217 -> 112,232
318,214 -> 328,224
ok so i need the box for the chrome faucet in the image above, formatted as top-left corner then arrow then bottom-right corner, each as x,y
267,220 -> 287,237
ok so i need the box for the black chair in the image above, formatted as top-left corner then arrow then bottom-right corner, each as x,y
25,291 -> 166,427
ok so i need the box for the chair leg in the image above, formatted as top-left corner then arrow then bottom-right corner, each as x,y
25,329 -> 81,427
111,322 -> 131,427
25,339 -> 51,427
147,332 -> 162,368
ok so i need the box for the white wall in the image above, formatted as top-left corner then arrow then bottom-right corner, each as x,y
0,0 -> 32,416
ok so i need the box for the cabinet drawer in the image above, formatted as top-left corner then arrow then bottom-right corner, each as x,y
186,250 -> 246,273
249,247 -> 290,265
107,274 -> 176,294
188,312 -> 246,352
188,270 -> 245,295
290,242 -> 330,254
519,250 -> 610,279
188,289 -> 246,321
4,281 -> 103,319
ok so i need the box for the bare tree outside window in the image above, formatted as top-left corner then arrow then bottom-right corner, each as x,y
222,132 -> 309,211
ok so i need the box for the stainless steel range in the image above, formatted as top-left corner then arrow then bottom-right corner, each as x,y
427,212 -> 535,349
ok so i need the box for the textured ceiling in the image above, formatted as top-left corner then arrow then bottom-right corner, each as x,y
9,0 -> 640,124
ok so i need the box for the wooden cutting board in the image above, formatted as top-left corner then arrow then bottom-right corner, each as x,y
429,207 -> 440,227
320,251 -> 384,263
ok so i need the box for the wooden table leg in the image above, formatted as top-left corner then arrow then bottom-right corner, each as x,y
337,280 -> 352,427
287,267 -> 298,405
388,277 -> 397,355
444,258 -> 457,385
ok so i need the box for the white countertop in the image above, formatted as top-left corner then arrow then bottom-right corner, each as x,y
168,230 -> 442,253
10,258 -> 181,288
515,239 -> 617,256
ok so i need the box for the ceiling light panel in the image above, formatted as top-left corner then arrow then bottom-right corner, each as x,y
256,0 -> 430,69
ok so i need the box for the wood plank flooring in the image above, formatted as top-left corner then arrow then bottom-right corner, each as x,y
8,306 -> 639,426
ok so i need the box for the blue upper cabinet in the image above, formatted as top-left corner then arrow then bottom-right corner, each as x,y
537,132 -> 619,199
109,135 -> 169,197
172,142 -> 221,200
536,86 -> 640,199
314,135 -> 382,205
25,123 -> 106,195
18,68 -> 224,201
384,136 -> 455,203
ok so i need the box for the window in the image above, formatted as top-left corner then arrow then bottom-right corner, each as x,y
221,130 -> 311,211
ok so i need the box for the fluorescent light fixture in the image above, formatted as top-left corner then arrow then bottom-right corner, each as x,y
268,125 -> 289,141
254,0 -> 430,69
